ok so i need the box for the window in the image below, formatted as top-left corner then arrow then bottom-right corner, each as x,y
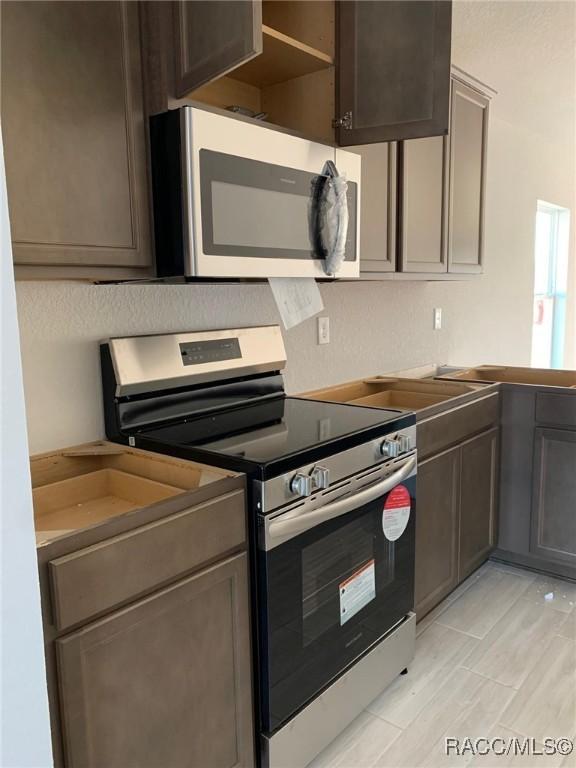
531,201 -> 570,368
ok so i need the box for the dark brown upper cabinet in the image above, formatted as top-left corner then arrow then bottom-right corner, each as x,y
144,0 -> 452,146
337,1 -> 452,145
398,136 -> 448,273
360,68 -> 494,280
1,1 -> 153,280
173,1 -> 263,97
143,0 -> 337,143
351,143 -> 397,272
448,78 -> 490,274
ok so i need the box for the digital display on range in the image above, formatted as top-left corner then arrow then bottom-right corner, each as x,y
179,338 -> 242,366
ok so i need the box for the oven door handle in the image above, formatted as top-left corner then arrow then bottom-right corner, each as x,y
268,456 -> 416,541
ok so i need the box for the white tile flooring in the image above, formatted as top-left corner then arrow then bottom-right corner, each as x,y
307,562 -> 576,768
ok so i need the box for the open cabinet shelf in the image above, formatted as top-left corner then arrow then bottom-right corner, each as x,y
187,0 -> 336,143
232,25 -> 333,88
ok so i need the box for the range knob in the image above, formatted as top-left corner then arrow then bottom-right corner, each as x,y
399,434 -> 412,453
311,465 -> 330,490
290,472 -> 313,498
380,438 -> 400,458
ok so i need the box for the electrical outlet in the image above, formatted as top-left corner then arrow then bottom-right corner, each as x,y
318,316 -> 330,345
433,308 -> 443,330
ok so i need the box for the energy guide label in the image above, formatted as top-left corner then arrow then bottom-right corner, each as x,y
339,559 -> 376,625
382,484 -> 411,541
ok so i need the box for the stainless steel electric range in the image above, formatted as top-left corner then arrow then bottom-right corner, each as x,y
101,325 -> 417,768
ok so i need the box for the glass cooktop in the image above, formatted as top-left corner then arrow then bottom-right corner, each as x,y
137,396 -> 408,471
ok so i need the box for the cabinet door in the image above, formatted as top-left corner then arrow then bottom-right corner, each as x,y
415,447 -> 460,619
356,143 -> 397,273
448,80 -> 489,273
1,1 -> 152,274
337,1 -> 452,145
530,428 -> 576,567
56,553 -> 255,768
173,1 -> 262,97
399,136 -> 448,273
459,428 -> 499,580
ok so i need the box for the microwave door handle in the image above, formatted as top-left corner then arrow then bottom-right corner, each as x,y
268,456 -> 416,542
318,161 -> 349,277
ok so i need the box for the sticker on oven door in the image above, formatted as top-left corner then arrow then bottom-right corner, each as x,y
382,485 -> 411,541
339,559 -> 376,625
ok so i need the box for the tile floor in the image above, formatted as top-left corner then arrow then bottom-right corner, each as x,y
308,561 -> 576,768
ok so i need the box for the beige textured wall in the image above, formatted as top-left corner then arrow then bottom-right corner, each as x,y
15,1 -> 576,454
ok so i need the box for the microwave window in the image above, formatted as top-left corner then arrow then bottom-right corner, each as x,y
211,181 -> 312,251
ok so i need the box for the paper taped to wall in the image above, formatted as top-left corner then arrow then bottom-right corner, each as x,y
268,278 -> 324,330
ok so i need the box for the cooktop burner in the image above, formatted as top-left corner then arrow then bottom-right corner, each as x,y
135,396 -> 409,476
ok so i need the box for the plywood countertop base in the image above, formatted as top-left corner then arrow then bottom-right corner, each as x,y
301,376 -> 497,421
31,441 -> 237,547
439,365 -> 576,388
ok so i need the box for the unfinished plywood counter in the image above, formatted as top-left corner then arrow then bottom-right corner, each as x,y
32,441 -> 231,547
303,376 -> 499,425
32,441 -> 254,768
439,364 -> 576,388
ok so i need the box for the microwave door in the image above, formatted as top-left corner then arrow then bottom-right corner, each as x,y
195,150 -> 360,279
181,107 -> 360,279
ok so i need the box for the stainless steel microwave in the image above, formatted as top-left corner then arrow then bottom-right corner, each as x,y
150,107 -> 361,280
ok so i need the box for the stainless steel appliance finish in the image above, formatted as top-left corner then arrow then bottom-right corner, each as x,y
255,424 -> 417,513
150,106 -> 361,279
100,325 -> 416,768
262,454 -> 416,549
261,613 -> 416,768
108,325 -> 286,397
257,431 -> 417,550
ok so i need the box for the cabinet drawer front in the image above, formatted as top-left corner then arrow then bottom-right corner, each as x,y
536,393 -> 576,428
50,489 -> 245,631
418,393 -> 500,459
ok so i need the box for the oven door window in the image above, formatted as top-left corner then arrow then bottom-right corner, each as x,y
199,149 -> 357,261
302,515 -> 391,645
260,475 -> 415,733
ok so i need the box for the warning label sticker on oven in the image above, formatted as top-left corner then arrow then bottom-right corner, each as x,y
339,559 -> 376,625
382,485 -> 411,541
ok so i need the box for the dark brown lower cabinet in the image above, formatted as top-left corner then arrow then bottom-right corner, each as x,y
459,428 -> 499,579
33,448 -> 253,768
488,385 -> 576,580
530,428 -> 576,568
56,552 -> 254,768
415,447 -> 460,617
415,407 -> 500,620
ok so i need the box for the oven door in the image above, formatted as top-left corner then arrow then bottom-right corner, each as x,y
184,107 -> 360,279
258,453 -> 416,733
